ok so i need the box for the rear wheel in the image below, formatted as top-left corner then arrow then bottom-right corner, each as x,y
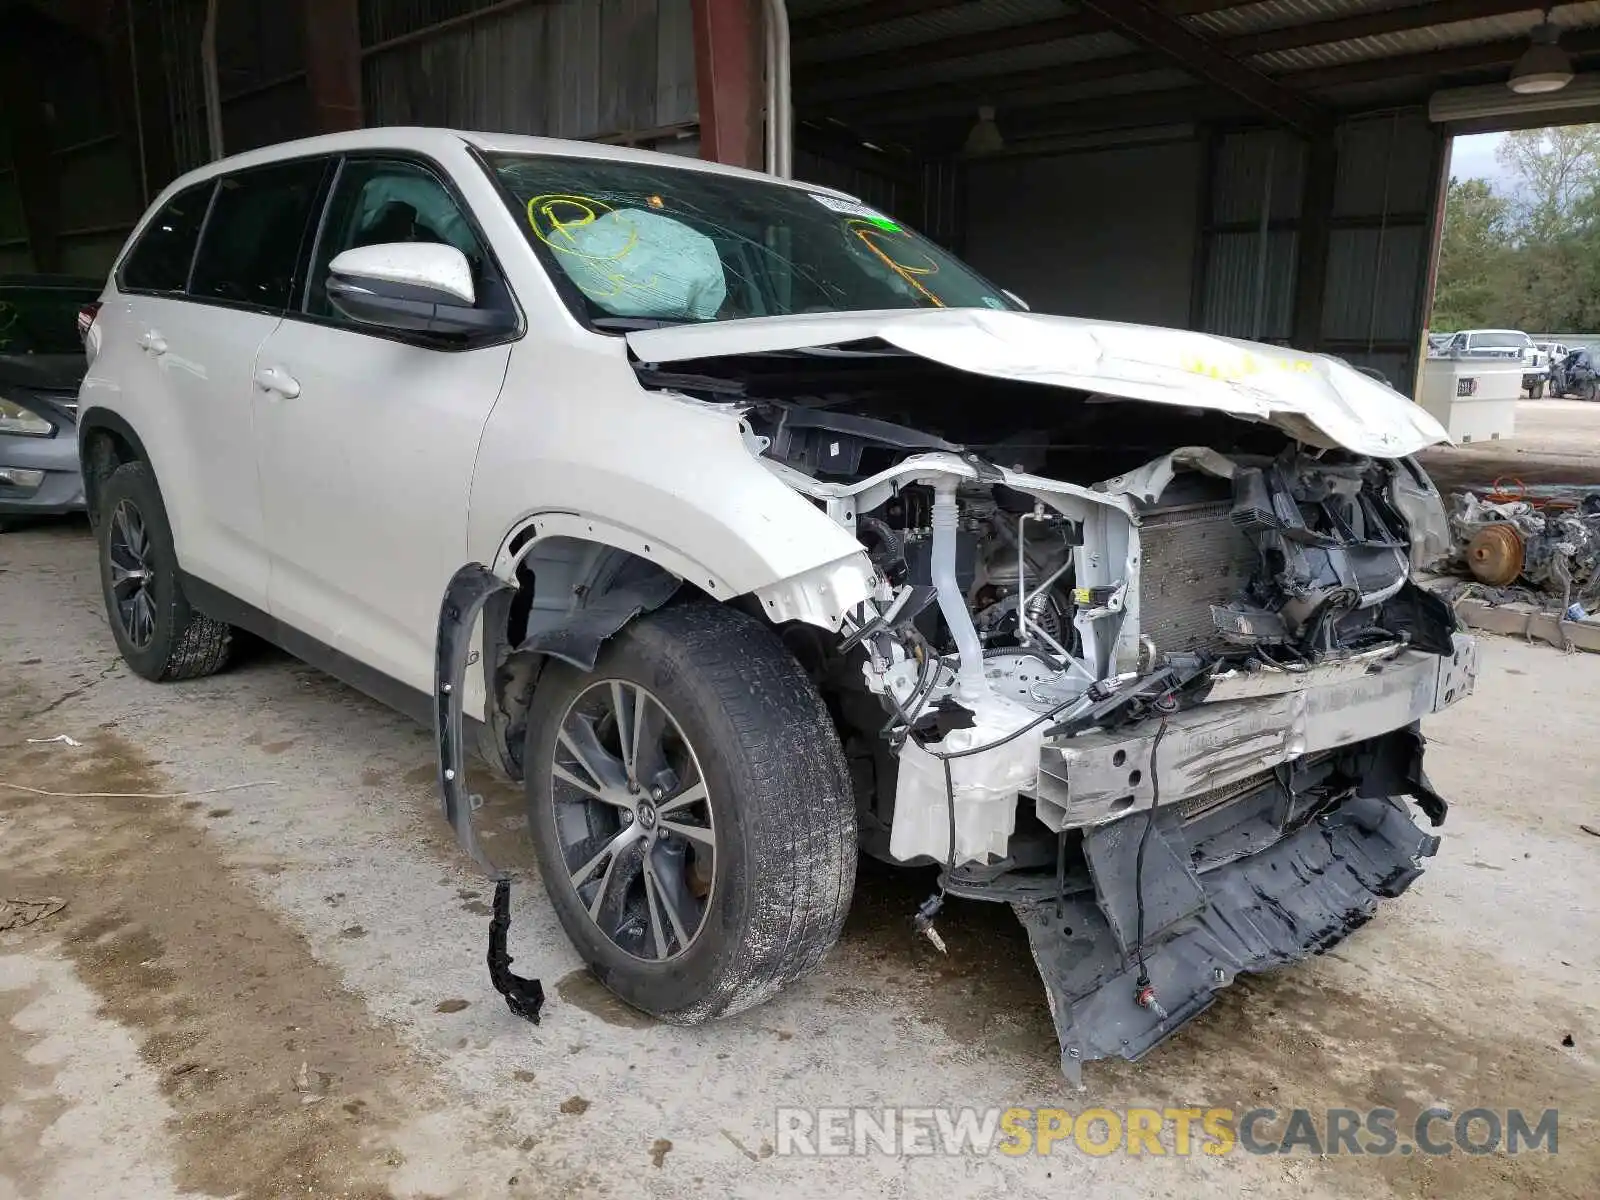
96,460 -> 233,681
1584,379 -> 1598,403
524,601 -> 857,1023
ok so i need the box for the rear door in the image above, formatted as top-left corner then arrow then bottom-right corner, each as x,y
103,160 -> 329,606
252,155 -> 517,695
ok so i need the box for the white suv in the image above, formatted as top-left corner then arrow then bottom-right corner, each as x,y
80,128 -> 1476,1081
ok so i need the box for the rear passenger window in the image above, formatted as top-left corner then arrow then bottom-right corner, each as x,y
190,160 -> 327,310
120,181 -> 213,293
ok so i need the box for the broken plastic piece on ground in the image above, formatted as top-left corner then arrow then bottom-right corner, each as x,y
488,878 -> 544,1024
26,734 -> 81,747
0,896 -> 67,931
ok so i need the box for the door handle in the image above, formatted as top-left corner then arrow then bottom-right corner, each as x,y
253,365 -> 301,399
138,330 -> 167,355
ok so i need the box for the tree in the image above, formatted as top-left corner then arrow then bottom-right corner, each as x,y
1431,177 -> 1513,331
1496,124 -> 1600,242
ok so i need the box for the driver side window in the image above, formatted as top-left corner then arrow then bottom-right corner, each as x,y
306,158 -> 490,322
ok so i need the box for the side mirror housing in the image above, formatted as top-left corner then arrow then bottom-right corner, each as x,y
326,243 -> 512,337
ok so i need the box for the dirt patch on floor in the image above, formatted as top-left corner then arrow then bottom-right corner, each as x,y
833,857 -> 1597,1200
0,690 -> 445,1200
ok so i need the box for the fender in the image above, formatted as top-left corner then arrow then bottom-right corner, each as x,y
491,510 -> 877,633
75,407 -> 156,524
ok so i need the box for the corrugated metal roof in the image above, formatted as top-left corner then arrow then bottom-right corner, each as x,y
802,30 -> 1139,105
1188,0 -> 1426,40
792,0 -> 1600,103
1255,4 -> 1600,71
796,0 -> 1066,64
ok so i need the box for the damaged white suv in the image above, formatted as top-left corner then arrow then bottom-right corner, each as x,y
79,128 -> 1475,1081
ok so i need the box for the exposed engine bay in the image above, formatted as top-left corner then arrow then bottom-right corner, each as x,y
630,339 -> 1476,1082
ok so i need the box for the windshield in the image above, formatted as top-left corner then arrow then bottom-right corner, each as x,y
1469,332 -> 1529,349
0,285 -> 98,355
486,153 -> 1016,326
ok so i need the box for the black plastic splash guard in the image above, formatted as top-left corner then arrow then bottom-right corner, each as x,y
1015,794 -> 1440,1086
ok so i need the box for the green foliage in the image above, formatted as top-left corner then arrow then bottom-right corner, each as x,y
1431,124 -> 1600,334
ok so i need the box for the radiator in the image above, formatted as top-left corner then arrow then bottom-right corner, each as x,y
1136,500 -> 1260,654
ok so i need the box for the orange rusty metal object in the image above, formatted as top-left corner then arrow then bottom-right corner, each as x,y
1466,523 -> 1525,586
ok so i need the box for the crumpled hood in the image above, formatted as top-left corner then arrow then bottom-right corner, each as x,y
626,308 -> 1449,459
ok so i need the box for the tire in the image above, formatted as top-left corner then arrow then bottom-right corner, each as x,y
96,460 -> 233,681
1585,380 -> 1598,404
524,600 -> 857,1023
1529,379 -> 1545,399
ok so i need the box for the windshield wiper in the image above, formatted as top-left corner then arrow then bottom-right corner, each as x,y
590,316 -> 696,331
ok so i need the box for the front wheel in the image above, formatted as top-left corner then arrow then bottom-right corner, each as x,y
1529,379 -> 1545,399
524,601 -> 857,1023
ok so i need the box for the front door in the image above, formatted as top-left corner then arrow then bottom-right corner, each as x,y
253,156 -> 516,695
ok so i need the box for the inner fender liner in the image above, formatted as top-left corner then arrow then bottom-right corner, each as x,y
1015,793 -> 1440,1086
517,569 -> 682,671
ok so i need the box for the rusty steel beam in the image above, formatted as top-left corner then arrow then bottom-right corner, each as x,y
303,0 -> 363,132
692,0 -> 764,169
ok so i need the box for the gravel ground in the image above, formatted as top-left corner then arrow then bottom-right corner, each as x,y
1,520 -> 1596,1200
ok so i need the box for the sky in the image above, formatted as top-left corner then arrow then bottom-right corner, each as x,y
1449,131 -> 1516,189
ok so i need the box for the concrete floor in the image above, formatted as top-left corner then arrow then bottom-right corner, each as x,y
1419,398 -> 1600,493
1,521 -> 1596,1200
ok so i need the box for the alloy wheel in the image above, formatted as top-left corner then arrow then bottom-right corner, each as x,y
109,499 -> 157,650
549,680 -> 716,962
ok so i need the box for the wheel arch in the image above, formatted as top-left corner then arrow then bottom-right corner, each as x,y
474,526 -> 710,782
77,408 -> 155,529
454,511 -> 873,785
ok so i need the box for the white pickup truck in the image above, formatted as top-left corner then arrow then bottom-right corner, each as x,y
1438,328 -> 1548,397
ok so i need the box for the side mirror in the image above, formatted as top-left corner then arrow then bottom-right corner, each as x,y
326,243 -> 511,337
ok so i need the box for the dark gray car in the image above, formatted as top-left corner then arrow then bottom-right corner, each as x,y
0,276 -> 103,524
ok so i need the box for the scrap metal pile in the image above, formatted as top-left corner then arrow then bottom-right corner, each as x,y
1445,481 -> 1600,615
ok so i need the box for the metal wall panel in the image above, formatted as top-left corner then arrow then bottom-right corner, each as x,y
361,0 -> 510,47
1201,229 -> 1297,341
363,0 -> 696,139
1320,111 -> 1444,396
962,139 -> 1202,324
56,143 -> 142,237
1211,128 -> 1304,224
1321,224 -> 1428,343
1333,112 -> 1436,218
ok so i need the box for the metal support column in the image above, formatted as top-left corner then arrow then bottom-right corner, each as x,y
692,0 -> 763,170
1291,133 -> 1337,352
303,0 -> 365,133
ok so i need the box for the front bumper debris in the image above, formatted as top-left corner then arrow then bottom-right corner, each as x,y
1016,787 -> 1440,1086
1034,632 -> 1477,831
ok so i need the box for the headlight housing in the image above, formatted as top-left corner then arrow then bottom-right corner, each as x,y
1391,458 -> 1452,572
0,394 -> 53,437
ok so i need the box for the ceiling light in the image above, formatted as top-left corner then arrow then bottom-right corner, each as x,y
1509,19 -> 1573,94
963,106 -> 1004,156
